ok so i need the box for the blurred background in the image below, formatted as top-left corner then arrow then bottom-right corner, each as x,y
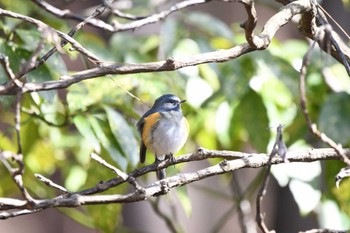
1,0 -> 350,232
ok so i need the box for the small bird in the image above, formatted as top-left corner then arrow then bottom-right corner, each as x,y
137,94 -> 189,180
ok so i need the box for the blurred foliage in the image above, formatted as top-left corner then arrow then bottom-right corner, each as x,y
1,0 -> 350,232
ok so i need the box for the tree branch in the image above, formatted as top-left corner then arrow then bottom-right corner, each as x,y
0,0 -> 314,95
2,0 -> 350,97
32,0 -> 219,33
299,39 -> 350,166
0,147 -> 347,219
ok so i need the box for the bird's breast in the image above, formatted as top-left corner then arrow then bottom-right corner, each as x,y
146,111 -> 188,159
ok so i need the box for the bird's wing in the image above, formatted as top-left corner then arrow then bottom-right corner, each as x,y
139,141 -> 147,164
137,111 -> 161,163
136,117 -> 147,163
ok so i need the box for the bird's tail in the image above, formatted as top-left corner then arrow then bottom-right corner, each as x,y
156,169 -> 166,180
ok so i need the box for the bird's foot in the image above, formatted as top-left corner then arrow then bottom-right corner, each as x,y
166,153 -> 175,164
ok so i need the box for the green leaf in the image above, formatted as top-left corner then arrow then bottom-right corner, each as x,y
88,116 -> 127,170
67,83 -> 94,112
83,157 -> 126,232
20,109 -> 40,154
158,18 -> 178,59
318,92 -> 350,146
73,115 -> 101,153
184,12 -> 233,39
59,208 -> 95,229
104,106 -> 139,168
76,33 -> 111,61
2,42 -> 31,73
285,110 -> 309,146
230,89 -> 270,152
176,186 -> 192,217
15,29 -> 41,51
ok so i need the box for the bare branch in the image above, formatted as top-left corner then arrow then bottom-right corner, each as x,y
0,8 -> 103,81
0,0 -> 318,95
231,175 -> 257,233
21,107 -> 69,127
35,174 -> 70,194
15,92 -> 23,155
90,152 -> 128,181
9,93 -> 36,204
0,43 -> 252,95
299,39 -> 350,166
0,55 -> 24,88
149,198 -> 184,233
32,0 -> 219,32
239,0 -> 258,48
298,1 -> 350,75
256,125 -> 284,233
250,0 -> 311,49
0,147 -> 346,219
31,0 -> 114,30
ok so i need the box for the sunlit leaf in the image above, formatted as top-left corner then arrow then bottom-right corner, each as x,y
289,179 -> 321,214
319,200 -> 350,229
65,165 -> 88,192
25,140 -> 56,174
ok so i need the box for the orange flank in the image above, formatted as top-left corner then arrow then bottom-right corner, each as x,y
142,112 -> 161,148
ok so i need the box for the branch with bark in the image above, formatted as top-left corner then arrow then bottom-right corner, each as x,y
0,0 -> 349,95
0,147 -> 347,219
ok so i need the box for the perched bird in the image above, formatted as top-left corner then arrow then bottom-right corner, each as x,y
137,94 -> 189,179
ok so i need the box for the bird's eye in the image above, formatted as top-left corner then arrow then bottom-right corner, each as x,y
169,100 -> 176,104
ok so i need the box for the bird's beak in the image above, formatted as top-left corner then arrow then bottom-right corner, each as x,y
180,99 -> 186,104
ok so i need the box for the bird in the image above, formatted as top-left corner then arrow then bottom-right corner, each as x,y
137,94 -> 189,180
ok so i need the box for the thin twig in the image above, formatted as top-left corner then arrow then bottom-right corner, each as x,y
149,198 -> 183,233
256,125 -> 285,233
211,205 -> 237,233
12,92 -> 35,203
90,153 -> 129,180
299,40 -> 350,166
35,174 -> 70,194
16,30 -> 46,80
0,54 -> 24,88
15,92 -> 23,155
21,107 -> 69,127
239,0 -> 258,48
102,0 -> 148,20
33,0 -> 216,32
231,175 -> 257,233
0,8 -> 103,82
31,0 -> 113,30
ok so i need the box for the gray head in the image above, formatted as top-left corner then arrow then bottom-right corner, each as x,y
152,94 -> 186,112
